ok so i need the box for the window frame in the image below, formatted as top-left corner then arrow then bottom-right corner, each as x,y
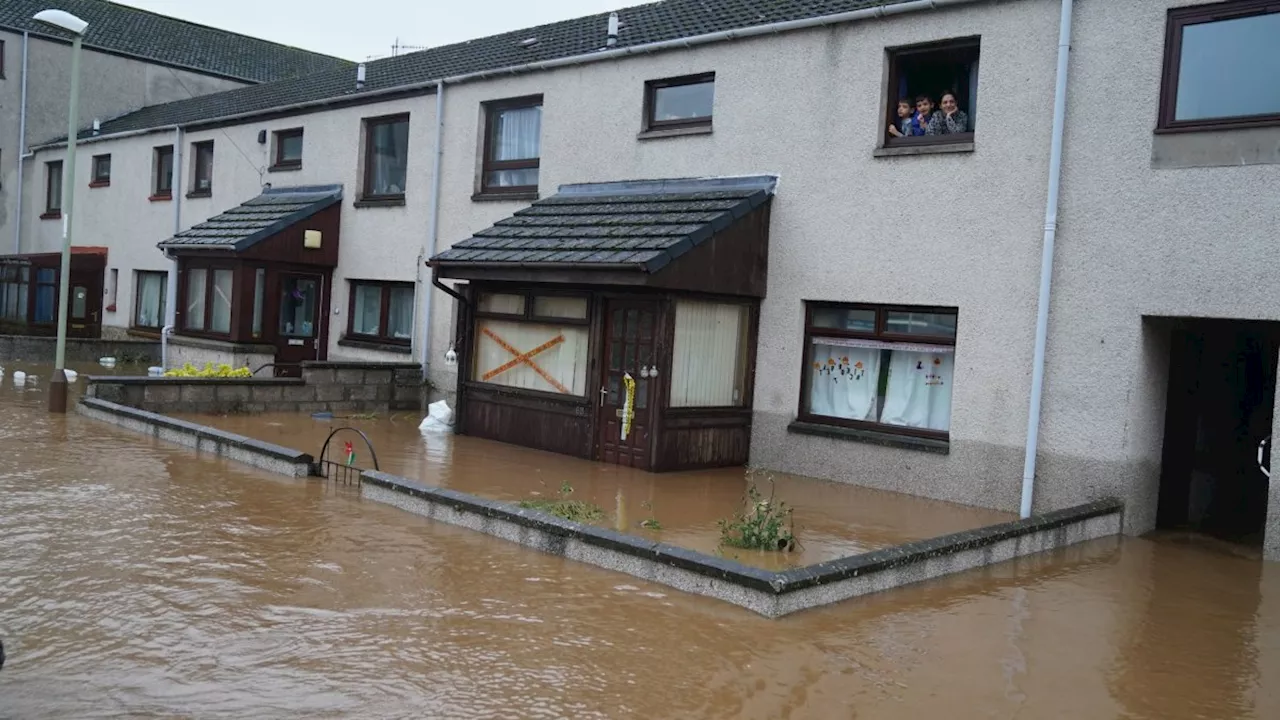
43,160 -> 63,217
473,289 -> 589,326
1157,0 -> 1280,133
190,140 -> 214,197
882,37 -> 980,149
797,301 -> 958,441
271,128 -> 304,170
468,289 -> 591,398
479,95 -> 543,196
152,145 -> 174,199
179,262 -> 235,338
643,72 -> 716,132
346,280 -> 415,345
131,270 -> 168,330
361,113 -> 410,202
90,154 -> 111,187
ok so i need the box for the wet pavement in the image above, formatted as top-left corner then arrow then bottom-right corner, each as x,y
2,362 -> 1280,718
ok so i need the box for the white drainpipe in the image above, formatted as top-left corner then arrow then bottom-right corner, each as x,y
161,126 -> 183,370
419,80 -> 445,381
13,32 -> 31,254
1021,0 -> 1076,518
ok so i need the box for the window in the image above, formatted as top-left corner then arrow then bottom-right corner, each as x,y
134,271 -> 168,329
34,268 -> 55,323
153,145 -> 174,198
106,268 -> 118,311
362,114 -> 409,200
0,265 -> 29,322
272,128 -> 304,169
644,73 -> 715,131
1,39 -> 5,78
182,266 -> 232,334
1159,1 -> 1280,131
347,280 -> 415,344
90,154 -> 111,186
44,161 -> 62,216
191,141 -> 214,195
883,38 -> 979,145
670,300 -> 751,407
471,290 -> 588,395
251,268 -> 265,338
800,303 -> 957,439
480,96 -> 542,194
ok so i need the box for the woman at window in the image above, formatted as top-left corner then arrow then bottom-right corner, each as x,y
926,92 -> 969,135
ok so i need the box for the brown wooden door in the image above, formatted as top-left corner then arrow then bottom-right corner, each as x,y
598,299 -> 660,469
67,267 -> 103,338
274,272 -> 325,375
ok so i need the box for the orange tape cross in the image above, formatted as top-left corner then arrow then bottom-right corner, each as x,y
481,327 -> 570,394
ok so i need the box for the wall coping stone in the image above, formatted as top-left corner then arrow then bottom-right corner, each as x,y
167,334 -> 276,354
86,375 -> 303,386
302,360 -> 421,370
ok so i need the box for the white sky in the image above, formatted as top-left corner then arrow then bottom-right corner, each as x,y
115,0 -> 636,61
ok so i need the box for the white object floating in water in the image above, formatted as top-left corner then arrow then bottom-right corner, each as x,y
12,371 -> 26,385
64,369 -> 78,382
418,400 -> 455,433
99,356 -> 117,368
148,366 -> 164,377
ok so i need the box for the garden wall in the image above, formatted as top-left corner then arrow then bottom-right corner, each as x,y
0,334 -> 158,364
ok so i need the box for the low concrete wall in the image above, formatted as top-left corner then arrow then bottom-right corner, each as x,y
166,335 -> 275,372
84,360 -> 423,415
361,470 -> 1124,618
0,334 -> 159,364
77,398 -> 314,477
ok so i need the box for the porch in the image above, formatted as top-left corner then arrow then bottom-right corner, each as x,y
0,247 -> 107,339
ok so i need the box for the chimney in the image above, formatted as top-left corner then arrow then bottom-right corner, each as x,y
356,62 -> 366,90
607,12 -> 619,46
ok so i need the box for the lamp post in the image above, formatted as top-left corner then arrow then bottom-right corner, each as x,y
33,9 -> 88,413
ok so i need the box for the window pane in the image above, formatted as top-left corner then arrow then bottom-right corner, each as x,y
532,296 -> 587,319
279,276 -> 317,337
185,268 -> 206,330
806,340 -> 954,432
71,285 -> 87,320
885,310 -> 956,338
807,342 -> 883,421
670,301 -> 750,407
880,348 -> 953,431
813,307 -> 876,333
279,132 -> 303,162
388,286 -> 414,340
353,284 -> 382,335
368,119 -> 409,195
1175,12 -> 1280,121
484,168 -> 539,189
47,163 -> 62,211
156,149 -> 174,193
653,81 -> 714,122
251,268 -> 265,338
195,144 -> 214,191
136,272 -> 165,327
489,105 -> 541,161
210,269 -> 232,333
93,155 -> 110,182
35,269 -> 56,323
478,292 -> 525,314
472,318 -> 588,395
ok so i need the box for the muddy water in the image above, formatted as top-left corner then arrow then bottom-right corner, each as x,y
2,368 -> 1280,717
184,411 -> 1012,569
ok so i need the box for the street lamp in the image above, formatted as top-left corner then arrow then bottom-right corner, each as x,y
33,9 -> 88,413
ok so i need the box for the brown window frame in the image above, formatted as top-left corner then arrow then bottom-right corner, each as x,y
0,39 -> 6,79
1157,0 -> 1280,133
189,141 -> 214,197
131,270 -> 168,330
43,160 -> 63,217
346,280 -> 415,345
473,290 -> 589,325
179,262 -> 235,338
479,95 -> 543,196
360,113 -> 410,203
882,37 -> 980,148
271,128 -> 304,170
797,301 -> 958,442
152,145 -> 174,200
90,154 -> 111,187
643,72 -> 715,131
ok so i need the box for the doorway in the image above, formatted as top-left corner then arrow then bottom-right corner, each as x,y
274,272 -> 325,375
598,299 -> 660,469
1157,320 -> 1278,544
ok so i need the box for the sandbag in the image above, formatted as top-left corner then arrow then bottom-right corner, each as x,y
418,400 -> 455,433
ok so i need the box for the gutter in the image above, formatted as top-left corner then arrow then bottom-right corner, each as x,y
30,0 -> 982,151
13,32 -> 30,254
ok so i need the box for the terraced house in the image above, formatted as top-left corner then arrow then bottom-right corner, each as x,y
3,0 -> 1280,559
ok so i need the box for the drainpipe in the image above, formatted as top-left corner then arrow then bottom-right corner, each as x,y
13,32 -> 31,254
419,80 -> 445,382
1020,0 -> 1075,519
161,126 -> 183,370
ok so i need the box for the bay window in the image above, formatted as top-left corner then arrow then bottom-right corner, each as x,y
348,280 -> 415,344
669,300 -> 751,407
471,291 -> 588,395
800,303 -> 957,438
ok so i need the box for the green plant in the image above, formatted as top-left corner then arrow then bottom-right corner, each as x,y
639,500 -> 662,530
164,362 -> 252,378
718,479 -> 796,552
518,481 -> 604,523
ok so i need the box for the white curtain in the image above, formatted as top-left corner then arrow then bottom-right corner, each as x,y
211,269 -> 233,333
136,274 -> 164,327
371,120 -> 408,195
473,319 -> 587,395
185,269 -> 206,330
388,286 -> 414,340
808,343 -> 881,421
353,284 -> 382,335
670,301 -> 748,407
880,349 -> 954,431
488,105 -> 541,187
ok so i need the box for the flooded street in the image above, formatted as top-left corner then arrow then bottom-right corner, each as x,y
0,366 -> 1278,717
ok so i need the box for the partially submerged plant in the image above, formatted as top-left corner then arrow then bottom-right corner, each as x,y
518,481 -> 604,523
718,478 -> 797,552
639,500 -> 662,530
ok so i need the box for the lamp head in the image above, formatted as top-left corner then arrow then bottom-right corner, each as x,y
33,9 -> 88,35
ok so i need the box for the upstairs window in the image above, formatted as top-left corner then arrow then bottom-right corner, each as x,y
272,128 -> 304,169
644,73 -> 715,132
362,114 -> 409,200
44,161 -> 63,217
153,145 -> 174,198
191,141 -> 214,196
884,38 -> 979,146
480,95 -> 542,195
1159,0 -> 1280,131
90,154 -> 111,186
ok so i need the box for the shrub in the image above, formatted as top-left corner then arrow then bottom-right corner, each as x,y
718,479 -> 797,552
164,362 -> 252,378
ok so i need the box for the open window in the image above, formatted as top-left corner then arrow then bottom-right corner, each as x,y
883,38 -> 979,147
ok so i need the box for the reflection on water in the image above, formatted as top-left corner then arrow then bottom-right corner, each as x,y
1,363 -> 1279,718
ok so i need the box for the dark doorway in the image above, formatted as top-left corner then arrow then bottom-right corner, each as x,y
1158,319 -> 1278,544
274,272 -> 326,375
598,299 -> 660,469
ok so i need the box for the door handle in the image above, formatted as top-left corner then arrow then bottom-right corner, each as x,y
600,386 -> 608,407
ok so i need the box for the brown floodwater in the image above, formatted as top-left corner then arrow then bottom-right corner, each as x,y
3,362 -> 1280,718
180,411 -> 1013,569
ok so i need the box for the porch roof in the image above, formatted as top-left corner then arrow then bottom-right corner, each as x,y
430,176 -> 776,278
157,185 -> 342,252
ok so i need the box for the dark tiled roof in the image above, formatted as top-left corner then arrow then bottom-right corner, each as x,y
158,185 -> 342,251
431,176 -> 776,271
75,0 -> 916,139
1,0 -> 352,83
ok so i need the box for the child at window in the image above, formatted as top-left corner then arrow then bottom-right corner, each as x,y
886,99 -> 915,138
926,92 -> 970,135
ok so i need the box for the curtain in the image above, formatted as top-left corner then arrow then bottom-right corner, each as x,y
210,269 -> 233,333
473,318 -> 587,395
353,284 -> 382,335
371,120 -> 409,195
185,269 -> 206,330
388,286 -> 414,340
533,295 -> 587,319
35,269 -> 55,323
808,343 -> 882,421
478,293 -> 525,314
251,269 -> 265,338
670,301 -> 748,407
135,273 -> 165,328
880,349 -> 954,431
488,105 -> 540,187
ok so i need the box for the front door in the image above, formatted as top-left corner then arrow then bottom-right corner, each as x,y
275,272 -> 325,376
598,299 -> 660,469
67,267 -> 104,338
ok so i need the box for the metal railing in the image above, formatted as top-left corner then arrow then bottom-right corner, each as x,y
313,426 -> 380,485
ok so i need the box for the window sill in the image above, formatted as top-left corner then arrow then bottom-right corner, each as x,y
149,194 -> 173,202
354,196 -> 405,208
471,191 -> 539,202
787,420 -> 950,455
268,163 -> 302,173
186,190 -> 212,199
873,142 -> 975,158
637,125 -> 713,140
39,211 -> 62,220
338,335 -> 412,354
88,180 -> 110,189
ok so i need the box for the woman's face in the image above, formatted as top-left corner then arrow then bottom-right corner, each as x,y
941,94 -> 958,113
